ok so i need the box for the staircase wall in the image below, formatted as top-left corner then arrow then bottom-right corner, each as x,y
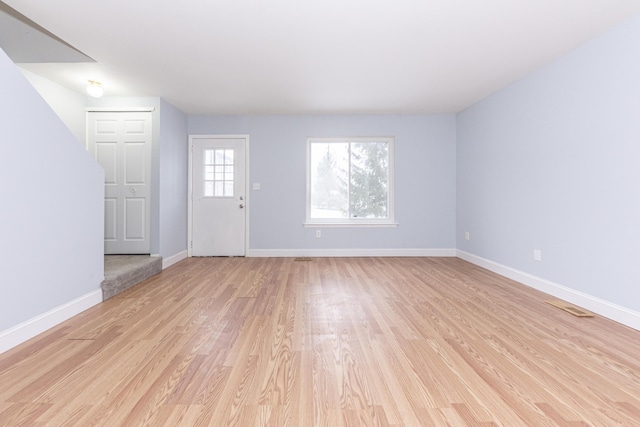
0,47 -> 104,353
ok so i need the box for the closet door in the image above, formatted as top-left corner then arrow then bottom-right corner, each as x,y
88,111 -> 152,254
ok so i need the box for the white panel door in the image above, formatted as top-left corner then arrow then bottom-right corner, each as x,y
87,111 -> 152,254
191,136 -> 246,256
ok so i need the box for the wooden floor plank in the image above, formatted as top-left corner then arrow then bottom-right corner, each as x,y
1,257 -> 639,426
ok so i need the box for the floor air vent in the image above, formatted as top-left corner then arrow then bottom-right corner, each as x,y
546,300 -> 594,317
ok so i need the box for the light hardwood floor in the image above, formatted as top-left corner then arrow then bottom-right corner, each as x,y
1,257 -> 639,426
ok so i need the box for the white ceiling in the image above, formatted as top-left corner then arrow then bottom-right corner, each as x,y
3,0 -> 640,115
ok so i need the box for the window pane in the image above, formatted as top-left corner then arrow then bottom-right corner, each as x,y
215,181 -> 224,197
205,149 -> 214,164
308,138 -> 392,222
350,142 -> 388,218
225,149 -> 234,164
205,166 -> 214,181
225,165 -> 234,181
205,148 -> 237,198
215,149 -> 224,164
310,142 -> 348,219
214,165 -> 223,181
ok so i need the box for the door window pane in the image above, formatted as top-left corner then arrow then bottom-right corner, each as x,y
204,148 -> 235,197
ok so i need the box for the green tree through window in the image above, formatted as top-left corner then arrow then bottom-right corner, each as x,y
350,142 -> 388,218
312,144 -> 348,215
308,137 -> 394,223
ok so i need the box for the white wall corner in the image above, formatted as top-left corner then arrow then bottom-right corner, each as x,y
456,250 -> 640,332
163,250 -> 188,269
0,289 -> 103,355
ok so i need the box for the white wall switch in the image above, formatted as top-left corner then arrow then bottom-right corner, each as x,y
464,231 -> 470,241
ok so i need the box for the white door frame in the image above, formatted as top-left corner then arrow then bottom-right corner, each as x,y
188,134 -> 250,257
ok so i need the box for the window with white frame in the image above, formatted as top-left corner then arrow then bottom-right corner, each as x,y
306,137 -> 394,224
203,148 -> 234,197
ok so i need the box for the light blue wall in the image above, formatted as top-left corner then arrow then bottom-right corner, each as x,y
0,48 -> 104,332
159,99 -> 188,259
19,68 -> 87,143
189,115 -> 457,251
457,15 -> 640,311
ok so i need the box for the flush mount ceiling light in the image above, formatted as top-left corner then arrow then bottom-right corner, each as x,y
86,80 -> 103,97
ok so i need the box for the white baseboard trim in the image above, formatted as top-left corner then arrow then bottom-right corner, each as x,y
6,250 -> 633,356
247,248 -> 457,258
457,250 -> 640,331
0,289 -> 103,355
162,250 -> 188,269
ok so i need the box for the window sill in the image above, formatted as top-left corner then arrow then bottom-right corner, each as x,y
303,222 -> 398,228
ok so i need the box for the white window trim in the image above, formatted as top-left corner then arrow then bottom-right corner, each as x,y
305,136 -> 396,227
303,222 -> 398,228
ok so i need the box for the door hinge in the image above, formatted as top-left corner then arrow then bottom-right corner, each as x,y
190,241 -> 193,248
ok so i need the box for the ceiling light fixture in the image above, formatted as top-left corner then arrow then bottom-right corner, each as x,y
86,80 -> 104,97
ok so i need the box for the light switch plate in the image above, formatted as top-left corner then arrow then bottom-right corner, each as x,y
533,249 -> 542,261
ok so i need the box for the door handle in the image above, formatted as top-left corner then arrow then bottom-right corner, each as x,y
239,204 -> 244,209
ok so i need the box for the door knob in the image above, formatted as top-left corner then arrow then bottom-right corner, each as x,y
239,204 -> 244,209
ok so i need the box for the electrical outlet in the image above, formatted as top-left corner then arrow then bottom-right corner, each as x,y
464,231 -> 470,241
533,249 -> 542,262
252,183 -> 261,190
315,230 -> 322,238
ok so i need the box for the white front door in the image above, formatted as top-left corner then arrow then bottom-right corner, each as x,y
87,111 -> 152,254
190,136 -> 246,256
